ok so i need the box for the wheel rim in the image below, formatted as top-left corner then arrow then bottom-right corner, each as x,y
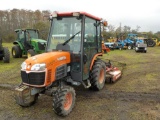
64,92 -> 72,111
99,69 -> 104,84
128,46 -> 131,49
12,50 -> 15,56
27,53 -> 31,58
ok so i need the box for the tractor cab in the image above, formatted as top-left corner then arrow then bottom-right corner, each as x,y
15,29 -> 39,50
47,12 -> 106,81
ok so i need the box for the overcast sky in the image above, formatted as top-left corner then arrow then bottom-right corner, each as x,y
1,0 -> 160,33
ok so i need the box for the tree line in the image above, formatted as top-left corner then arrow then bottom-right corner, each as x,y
0,9 -> 50,42
0,9 -> 160,42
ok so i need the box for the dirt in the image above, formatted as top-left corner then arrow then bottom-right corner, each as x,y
0,47 -> 160,120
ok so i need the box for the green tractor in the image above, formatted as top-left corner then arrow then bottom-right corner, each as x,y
12,29 -> 47,58
0,37 -> 10,63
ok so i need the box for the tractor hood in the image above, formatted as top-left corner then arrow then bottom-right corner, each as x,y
23,51 -> 70,71
31,38 -> 47,43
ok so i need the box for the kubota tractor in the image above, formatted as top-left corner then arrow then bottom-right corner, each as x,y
12,29 -> 47,58
14,12 -> 122,116
0,36 -> 10,63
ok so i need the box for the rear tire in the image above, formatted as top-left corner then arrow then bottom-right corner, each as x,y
53,86 -> 76,116
12,45 -> 22,58
3,47 -> 10,63
27,49 -> 35,58
147,39 -> 156,47
90,60 -> 106,90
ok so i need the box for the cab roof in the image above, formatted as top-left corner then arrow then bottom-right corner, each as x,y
14,29 -> 38,33
54,11 -> 102,21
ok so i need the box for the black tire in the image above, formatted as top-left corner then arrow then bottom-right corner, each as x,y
3,47 -> 10,63
147,40 -> 156,47
53,86 -> 76,116
12,45 -> 22,58
0,56 -> 3,60
90,60 -> 106,90
27,49 -> 35,58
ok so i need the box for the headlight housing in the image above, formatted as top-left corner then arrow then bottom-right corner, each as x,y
31,63 -> 46,71
21,62 -> 27,70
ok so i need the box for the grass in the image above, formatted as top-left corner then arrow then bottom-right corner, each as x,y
0,43 -> 160,120
0,43 -> 26,85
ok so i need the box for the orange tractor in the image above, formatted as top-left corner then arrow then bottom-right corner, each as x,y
14,12 -> 122,116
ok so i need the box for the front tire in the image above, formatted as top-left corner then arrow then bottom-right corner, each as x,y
3,47 -> 10,63
53,86 -> 76,116
12,45 -> 22,58
90,60 -> 106,90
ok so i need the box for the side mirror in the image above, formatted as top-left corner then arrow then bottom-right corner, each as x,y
83,54 -> 88,64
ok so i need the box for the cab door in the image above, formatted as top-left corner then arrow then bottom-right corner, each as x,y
82,17 -> 101,80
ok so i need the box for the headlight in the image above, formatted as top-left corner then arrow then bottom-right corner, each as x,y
31,63 -> 46,71
21,62 -> 27,70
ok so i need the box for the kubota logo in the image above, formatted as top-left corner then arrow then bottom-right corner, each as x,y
57,56 -> 66,61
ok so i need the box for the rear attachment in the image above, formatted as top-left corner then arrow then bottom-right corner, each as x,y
104,59 -> 126,83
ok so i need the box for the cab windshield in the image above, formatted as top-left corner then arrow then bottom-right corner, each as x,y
47,17 -> 81,53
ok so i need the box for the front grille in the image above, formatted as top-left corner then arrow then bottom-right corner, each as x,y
138,47 -> 145,50
56,65 -> 67,80
21,71 -> 45,85
38,42 -> 46,50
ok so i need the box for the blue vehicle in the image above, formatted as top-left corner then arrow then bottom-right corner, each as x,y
104,42 -> 115,50
123,33 -> 144,49
115,40 -> 127,50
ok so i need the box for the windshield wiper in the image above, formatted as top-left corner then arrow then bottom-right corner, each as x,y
63,31 -> 81,45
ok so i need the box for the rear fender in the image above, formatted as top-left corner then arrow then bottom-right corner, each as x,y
13,41 -> 24,50
90,53 -> 103,70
